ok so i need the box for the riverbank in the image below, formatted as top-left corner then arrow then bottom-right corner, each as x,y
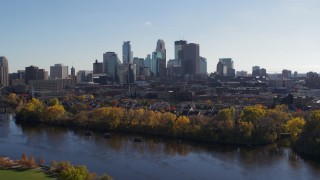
0,155 -> 112,180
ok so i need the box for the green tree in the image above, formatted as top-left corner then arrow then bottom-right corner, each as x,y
58,166 -> 90,180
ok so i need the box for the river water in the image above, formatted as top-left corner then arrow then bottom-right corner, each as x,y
1,114 -> 320,180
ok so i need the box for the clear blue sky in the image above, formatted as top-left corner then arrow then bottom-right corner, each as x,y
1,0 -> 320,74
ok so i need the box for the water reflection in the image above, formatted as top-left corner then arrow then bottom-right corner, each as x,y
0,114 -> 320,179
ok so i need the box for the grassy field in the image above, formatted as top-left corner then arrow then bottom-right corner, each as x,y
0,169 -> 54,180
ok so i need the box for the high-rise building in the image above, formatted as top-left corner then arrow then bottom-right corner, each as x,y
77,70 -> 93,83
174,40 -> 187,64
118,63 -> 136,84
218,58 -> 235,78
71,66 -> 75,77
199,57 -> 207,74
252,66 -> 260,77
155,39 -> 167,77
282,69 -> 292,79
103,52 -> 120,82
260,68 -> 267,77
50,64 -> 68,79
25,66 -> 48,84
133,57 -> 144,77
183,43 -> 200,75
122,41 -> 133,64
93,60 -> 104,74
216,62 -> 224,77
0,56 -> 9,86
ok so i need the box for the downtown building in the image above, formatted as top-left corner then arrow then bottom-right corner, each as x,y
50,64 -> 68,79
103,52 -> 121,82
0,56 -> 9,86
216,58 -> 235,78
25,66 -> 48,84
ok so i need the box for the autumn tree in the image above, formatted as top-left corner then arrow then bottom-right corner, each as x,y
48,98 -> 60,106
173,116 -> 190,136
44,104 -> 66,121
241,105 -> 266,125
286,117 -> 305,140
16,98 -> 45,123
294,110 -> 320,156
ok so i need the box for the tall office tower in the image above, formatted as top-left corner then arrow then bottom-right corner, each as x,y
252,66 -> 260,77
174,40 -> 187,64
93,60 -> 104,74
122,41 -> 133,64
50,64 -> 68,79
71,66 -> 75,77
155,39 -> 166,77
260,68 -> 267,77
25,66 -> 48,84
183,43 -> 200,75
103,52 -> 120,81
0,56 -> 9,86
216,61 -> 224,77
144,54 -> 152,69
218,58 -> 235,78
199,57 -> 207,74
282,69 -> 292,79
133,57 -> 144,77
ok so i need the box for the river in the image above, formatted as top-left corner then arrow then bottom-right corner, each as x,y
1,114 -> 320,179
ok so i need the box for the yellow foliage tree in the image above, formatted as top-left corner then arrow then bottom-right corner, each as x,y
173,116 -> 190,135
241,105 -> 266,125
286,117 -> 305,139
45,104 -> 66,121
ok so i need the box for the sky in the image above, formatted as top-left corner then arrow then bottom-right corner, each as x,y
1,0 -> 320,74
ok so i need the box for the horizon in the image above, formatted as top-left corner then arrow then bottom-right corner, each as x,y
1,0 -> 320,74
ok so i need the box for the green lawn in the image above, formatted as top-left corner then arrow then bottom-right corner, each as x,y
0,169 -> 55,180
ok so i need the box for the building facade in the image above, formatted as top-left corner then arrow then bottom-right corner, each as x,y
0,56 -> 9,86
174,40 -> 187,64
183,43 -> 200,75
199,57 -> 207,75
93,59 -> 104,74
50,64 -> 68,79
122,41 -> 133,64
25,66 -> 48,84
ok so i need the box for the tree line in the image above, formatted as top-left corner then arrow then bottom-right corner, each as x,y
8,93 -> 320,157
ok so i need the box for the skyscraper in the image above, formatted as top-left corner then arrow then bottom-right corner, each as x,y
155,39 -> 166,77
103,52 -> 121,82
183,43 -> 200,75
93,60 -> 104,74
218,58 -> 235,78
122,41 -> 133,64
252,66 -> 260,77
50,64 -> 68,79
133,57 -> 144,77
71,66 -> 75,77
174,40 -> 187,64
199,57 -> 207,75
0,56 -> 9,86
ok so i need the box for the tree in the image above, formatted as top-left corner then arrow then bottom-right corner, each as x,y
216,107 -> 235,130
286,117 -> 305,140
58,166 -> 91,180
241,105 -> 266,125
48,98 -> 60,106
44,104 -> 66,121
173,116 -> 190,135
6,93 -> 18,106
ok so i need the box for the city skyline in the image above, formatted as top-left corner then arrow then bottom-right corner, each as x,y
1,0 -> 320,73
